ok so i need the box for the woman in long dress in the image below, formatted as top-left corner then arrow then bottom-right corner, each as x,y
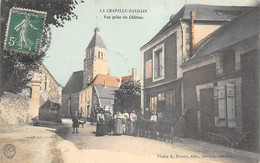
96,109 -> 105,136
104,110 -> 112,135
114,111 -> 123,135
122,110 -> 130,135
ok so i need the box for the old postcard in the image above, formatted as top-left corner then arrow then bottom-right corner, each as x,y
0,0 -> 260,163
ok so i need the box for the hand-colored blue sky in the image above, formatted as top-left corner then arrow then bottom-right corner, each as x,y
43,0 -> 257,86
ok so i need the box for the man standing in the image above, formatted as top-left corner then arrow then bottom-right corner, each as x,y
72,113 -> 79,134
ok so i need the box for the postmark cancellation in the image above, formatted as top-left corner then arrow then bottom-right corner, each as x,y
3,144 -> 16,159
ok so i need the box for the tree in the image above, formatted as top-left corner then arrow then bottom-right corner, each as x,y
114,79 -> 141,114
0,0 -> 82,94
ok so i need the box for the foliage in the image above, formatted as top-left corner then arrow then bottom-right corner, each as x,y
0,0 -> 82,94
114,79 -> 141,114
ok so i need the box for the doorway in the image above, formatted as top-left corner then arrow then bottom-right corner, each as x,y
200,88 -> 215,139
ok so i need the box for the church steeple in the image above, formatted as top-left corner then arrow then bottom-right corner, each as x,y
86,27 -> 106,49
83,28 -> 110,88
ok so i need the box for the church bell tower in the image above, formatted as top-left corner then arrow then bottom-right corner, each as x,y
83,28 -> 110,88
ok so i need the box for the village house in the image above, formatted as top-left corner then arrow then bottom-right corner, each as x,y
30,64 -> 62,122
140,4 -> 251,126
181,8 -> 259,152
79,69 -> 136,119
79,74 -> 121,118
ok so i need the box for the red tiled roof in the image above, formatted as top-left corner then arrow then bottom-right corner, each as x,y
91,74 -> 120,88
121,75 -> 131,85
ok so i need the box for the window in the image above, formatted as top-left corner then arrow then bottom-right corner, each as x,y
44,76 -> 47,90
158,92 -> 165,101
223,50 -> 235,74
145,60 -> 152,79
216,84 -> 236,128
150,96 -> 157,114
101,52 -> 103,59
166,90 -> 176,107
98,51 -> 100,59
85,92 -> 87,102
80,94 -> 83,103
153,44 -> 165,81
155,50 -> 162,77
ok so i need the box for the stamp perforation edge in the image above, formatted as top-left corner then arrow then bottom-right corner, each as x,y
4,7 -> 47,56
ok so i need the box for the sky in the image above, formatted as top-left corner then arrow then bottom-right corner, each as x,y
43,0 -> 257,86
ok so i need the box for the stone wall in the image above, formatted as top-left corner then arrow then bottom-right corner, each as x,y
0,92 -> 30,128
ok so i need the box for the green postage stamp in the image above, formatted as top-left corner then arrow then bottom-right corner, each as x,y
4,7 -> 47,55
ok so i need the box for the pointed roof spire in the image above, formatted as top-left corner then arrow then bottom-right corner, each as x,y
86,27 -> 107,49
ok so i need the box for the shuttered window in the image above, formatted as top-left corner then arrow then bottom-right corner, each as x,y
216,84 -> 236,128
217,86 -> 226,127
226,84 -> 236,128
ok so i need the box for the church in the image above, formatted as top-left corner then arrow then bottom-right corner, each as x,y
61,28 -> 135,118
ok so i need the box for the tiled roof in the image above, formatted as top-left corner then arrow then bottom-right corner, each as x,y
91,74 -> 120,88
62,71 -> 84,94
182,8 -> 259,67
87,28 -> 106,49
121,75 -> 132,85
141,4 -> 254,50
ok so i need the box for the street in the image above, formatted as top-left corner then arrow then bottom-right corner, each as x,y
1,119 -> 259,163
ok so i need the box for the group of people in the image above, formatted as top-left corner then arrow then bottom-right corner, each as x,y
95,109 -> 138,136
95,109 -> 111,136
113,110 -> 138,136
71,109 -> 138,136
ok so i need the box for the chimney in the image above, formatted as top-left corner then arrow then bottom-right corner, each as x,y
104,77 -> 107,88
119,77 -> 122,87
132,68 -> 137,85
190,10 -> 195,57
94,27 -> 100,35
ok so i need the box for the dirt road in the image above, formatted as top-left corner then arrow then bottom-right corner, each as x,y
1,119 -> 259,163
56,119 -> 260,163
